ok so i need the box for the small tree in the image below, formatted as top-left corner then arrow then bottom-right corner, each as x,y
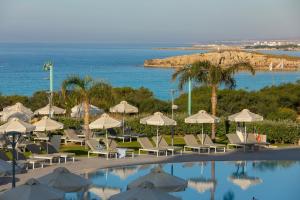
61,76 -> 94,140
172,59 -> 255,140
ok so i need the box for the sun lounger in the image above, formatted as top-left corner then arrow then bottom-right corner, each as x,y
40,142 -> 75,163
15,150 -> 46,170
0,150 -> 44,170
26,144 -> 60,165
226,134 -> 257,151
137,137 -> 168,157
197,134 -> 226,153
105,138 -> 134,158
33,132 -> 49,142
183,134 -> 210,153
107,128 -> 131,143
124,127 -> 145,141
0,135 -> 9,149
152,136 -> 182,156
247,133 -> 270,148
86,139 -> 118,159
64,129 -> 85,146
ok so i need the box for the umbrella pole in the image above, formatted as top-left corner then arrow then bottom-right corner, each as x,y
156,126 -> 159,148
171,126 -> 174,147
201,123 -> 204,145
106,129 -> 108,151
122,112 -> 125,135
45,130 -> 48,154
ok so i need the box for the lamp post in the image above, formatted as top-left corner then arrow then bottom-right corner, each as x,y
43,61 -> 54,118
188,77 -> 192,116
170,89 -> 178,147
6,131 -> 22,188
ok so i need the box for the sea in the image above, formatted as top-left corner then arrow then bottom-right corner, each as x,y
0,43 -> 299,100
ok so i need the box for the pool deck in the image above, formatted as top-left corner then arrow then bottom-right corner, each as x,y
1,146 -> 300,191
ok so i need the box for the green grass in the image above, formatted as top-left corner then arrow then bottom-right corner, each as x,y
60,144 -> 88,156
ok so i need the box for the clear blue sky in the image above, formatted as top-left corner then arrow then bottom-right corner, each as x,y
0,0 -> 299,43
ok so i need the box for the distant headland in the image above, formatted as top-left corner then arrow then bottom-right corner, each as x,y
144,50 -> 300,71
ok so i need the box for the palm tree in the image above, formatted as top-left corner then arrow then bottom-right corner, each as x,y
61,75 -> 94,140
172,58 -> 255,140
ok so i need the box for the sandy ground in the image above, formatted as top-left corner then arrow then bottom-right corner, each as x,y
1,147 -> 300,191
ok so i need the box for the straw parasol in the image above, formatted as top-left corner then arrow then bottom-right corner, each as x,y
89,113 -> 121,150
89,186 -> 121,200
38,167 -> 91,192
71,103 -> 103,118
33,116 -> 64,132
110,101 -> 138,134
1,102 -> 33,122
228,109 -> 263,143
185,110 -> 220,144
0,118 -> 35,134
109,181 -> 180,200
2,102 -> 33,116
1,111 -> 32,122
34,104 -> 66,116
0,178 -> 64,200
127,167 -> 187,192
228,109 -> 263,122
140,112 -> 176,148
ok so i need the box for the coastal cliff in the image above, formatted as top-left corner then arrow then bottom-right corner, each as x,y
144,50 -> 300,71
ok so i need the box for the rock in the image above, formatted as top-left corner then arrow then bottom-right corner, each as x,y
144,50 -> 300,71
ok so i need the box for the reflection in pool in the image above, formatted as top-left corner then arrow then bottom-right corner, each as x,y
84,161 -> 300,200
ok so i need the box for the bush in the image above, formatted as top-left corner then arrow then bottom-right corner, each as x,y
56,117 -> 82,130
268,108 -> 298,121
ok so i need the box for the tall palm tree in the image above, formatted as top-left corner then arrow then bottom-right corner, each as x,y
172,58 -> 255,140
61,75 -> 94,140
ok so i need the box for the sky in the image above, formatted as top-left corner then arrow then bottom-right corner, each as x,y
0,0 -> 299,43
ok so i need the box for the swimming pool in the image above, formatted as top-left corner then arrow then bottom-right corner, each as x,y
84,161 -> 300,200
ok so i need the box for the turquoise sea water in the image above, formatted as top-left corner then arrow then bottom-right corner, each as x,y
79,161 -> 300,200
0,43 -> 299,100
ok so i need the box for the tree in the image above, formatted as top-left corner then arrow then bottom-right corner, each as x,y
172,59 -> 255,140
61,76 -> 94,140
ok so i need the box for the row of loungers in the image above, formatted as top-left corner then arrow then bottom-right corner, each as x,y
0,141 -> 75,171
87,133 -> 268,159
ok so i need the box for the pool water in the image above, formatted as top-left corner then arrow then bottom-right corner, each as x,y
82,161 -> 300,200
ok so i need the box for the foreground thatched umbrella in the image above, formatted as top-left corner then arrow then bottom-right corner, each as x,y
34,104 -> 66,116
185,110 -> 220,144
110,100 -> 138,134
0,178 -> 64,200
127,167 -> 187,192
38,167 -> 91,192
109,181 -> 180,200
140,112 -> 176,148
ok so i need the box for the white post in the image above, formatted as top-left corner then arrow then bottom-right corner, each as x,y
156,126 -> 159,148
201,123 -> 204,145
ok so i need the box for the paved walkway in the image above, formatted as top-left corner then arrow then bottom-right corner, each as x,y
1,147 -> 300,191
